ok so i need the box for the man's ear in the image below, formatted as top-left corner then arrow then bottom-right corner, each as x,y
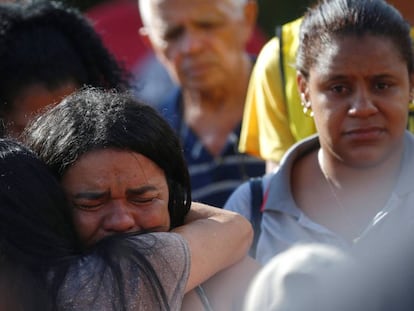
240,0 -> 258,45
139,27 -> 153,49
244,1 -> 258,29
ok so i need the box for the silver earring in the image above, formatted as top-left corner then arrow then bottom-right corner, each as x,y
302,104 -> 314,117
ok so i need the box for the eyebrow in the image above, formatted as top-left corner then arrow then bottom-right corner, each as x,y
73,191 -> 110,200
72,185 -> 159,200
126,185 -> 158,196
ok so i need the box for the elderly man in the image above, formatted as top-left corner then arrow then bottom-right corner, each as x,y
138,0 -> 265,207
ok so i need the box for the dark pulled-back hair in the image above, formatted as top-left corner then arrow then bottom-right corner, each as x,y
24,87 -> 191,228
297,0 -> 414,79
0,1 -> 130,128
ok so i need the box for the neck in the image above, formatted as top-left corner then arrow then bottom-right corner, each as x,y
317,147 -> 402,191
182,53 -> 252,112
316,149 -> 401,241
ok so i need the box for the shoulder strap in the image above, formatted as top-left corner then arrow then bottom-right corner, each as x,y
408,101 -> 414,131
195,285 -> 213,311
249,177 -> 263,258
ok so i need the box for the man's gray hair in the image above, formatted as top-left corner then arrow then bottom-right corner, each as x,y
138,0 -> 249,28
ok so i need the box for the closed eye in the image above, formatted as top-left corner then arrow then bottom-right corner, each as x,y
129,196 -> 156,204
127,186 -> 160,206
71,191 -> 109,211
197,20 -> 222,30
72,201 -> 103,211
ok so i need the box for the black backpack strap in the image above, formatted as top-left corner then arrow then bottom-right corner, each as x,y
408,109 -> 414,130
249,177 -> 263,258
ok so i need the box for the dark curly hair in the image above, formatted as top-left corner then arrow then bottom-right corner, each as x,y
0,1 -> 130,135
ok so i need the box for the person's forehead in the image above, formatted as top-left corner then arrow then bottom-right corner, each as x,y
63,149 -> 166,187
76,149 -> 154,167
310,35 -> 407,78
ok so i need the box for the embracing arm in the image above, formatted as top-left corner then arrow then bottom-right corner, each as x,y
172,202 -> 253,293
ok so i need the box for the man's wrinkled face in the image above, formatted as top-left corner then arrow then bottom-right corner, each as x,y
143,0 -> 253,92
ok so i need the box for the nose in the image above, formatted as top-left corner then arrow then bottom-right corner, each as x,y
103,201 -> 138,234
348,86 -> 378,117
